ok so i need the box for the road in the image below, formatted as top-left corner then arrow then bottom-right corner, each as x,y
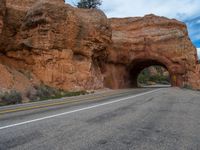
0,88 -> 200,150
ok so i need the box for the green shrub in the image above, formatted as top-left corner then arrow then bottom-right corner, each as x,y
137,73 -> 149,84
137,67 -> 170,85
27,85 -> 88,101
149,75 -> 170,84
0,90 -> 22,105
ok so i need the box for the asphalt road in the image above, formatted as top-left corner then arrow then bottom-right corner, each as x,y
0,88 -> 200,150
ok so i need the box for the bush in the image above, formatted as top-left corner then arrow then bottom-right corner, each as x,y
137,73 -> 149,84
149,75 -> 170,84
0,90 -> 22,105
27,85 -> 88,101
137,70 -> 170,85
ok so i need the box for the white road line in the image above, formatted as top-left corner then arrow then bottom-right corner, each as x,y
0,89 -> 162,130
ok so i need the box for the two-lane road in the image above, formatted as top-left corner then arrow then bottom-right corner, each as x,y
0,88 -> 200,150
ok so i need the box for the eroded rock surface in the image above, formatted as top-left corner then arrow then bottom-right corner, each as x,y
0,1 -> 200,101
0,0 -> 111,99
104,15 -> 200,89
0,0 -> 5,34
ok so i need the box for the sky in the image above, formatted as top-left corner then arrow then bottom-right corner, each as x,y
66,0 -> 200,58
198,48 -> 200,59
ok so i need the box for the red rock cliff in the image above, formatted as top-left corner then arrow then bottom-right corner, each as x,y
0,0 -> 111,97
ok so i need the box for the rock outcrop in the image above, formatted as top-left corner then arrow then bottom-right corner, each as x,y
104,15 -> 200,89
0,0 -> 111,98
0,1 -> 200,101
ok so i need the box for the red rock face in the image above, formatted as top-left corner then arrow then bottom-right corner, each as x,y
0,0 -> 111,96
0,1 -> 200,99
105,15 -> 200,89
0,0 -> 5,34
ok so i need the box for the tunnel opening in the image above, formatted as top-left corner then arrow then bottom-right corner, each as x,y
137,66 -> 171,88
129,59 -> 172,88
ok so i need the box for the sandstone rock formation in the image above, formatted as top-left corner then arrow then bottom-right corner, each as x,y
104,15 -> 200,89
0,1 -> 200,102
0,0 -> 5,34
0,0 -> 111,99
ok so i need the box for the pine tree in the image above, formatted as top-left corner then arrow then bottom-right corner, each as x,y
77,0 -> 102,9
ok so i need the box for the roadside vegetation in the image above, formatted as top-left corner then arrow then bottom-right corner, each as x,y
137,66 -> 170,86
27,85 -> 88,102
0,85 -> 88,107
0,90 -> 22,106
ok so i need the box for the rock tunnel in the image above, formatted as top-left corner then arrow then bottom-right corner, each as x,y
104,15 -> 200,89
129,58 -> 181,88
104,54 -> 185,89
129,59 -> 170,87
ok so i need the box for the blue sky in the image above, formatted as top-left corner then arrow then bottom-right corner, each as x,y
66,0 -> 200,58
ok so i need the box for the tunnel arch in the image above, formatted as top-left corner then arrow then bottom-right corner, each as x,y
127,54 -> 185,88
129,59 -> 170,87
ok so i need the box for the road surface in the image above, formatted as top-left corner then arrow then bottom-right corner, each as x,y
0,88 -> 200,150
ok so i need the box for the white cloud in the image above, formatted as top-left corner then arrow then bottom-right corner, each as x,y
197,48 -> 200,59
66,0 -> 200,47
100,0 -> 200,20
66,0 -> 200,20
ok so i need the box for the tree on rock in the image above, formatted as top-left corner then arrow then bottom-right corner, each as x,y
77,0 -> 102,9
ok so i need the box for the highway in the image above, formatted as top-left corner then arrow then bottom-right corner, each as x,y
0,88 -> 200,150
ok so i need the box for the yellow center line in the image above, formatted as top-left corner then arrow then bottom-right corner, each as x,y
0,90 -> 130,115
